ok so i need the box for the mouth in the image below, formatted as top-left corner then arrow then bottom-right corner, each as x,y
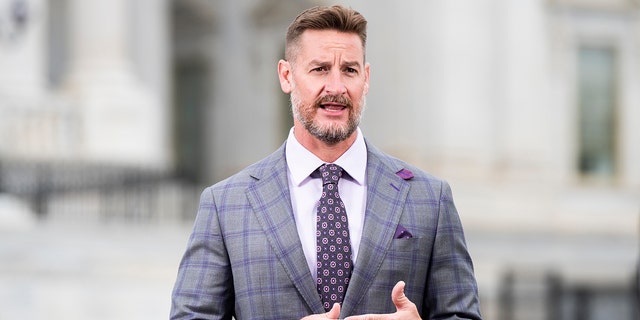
315,94 -> 352,114
320,103 -> 347,112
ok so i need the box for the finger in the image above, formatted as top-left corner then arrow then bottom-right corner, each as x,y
391,281 -> 412,310
326,303 -> 341,319
299,303 -> 341,320
344,315 -> 377,320
346,282 -> 419,320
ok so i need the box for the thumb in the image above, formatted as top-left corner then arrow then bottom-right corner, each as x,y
391,281 -> 412,311
325,303 -> 341,319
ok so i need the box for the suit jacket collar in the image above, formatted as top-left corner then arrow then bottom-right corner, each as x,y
245,143 -> 326,314
245,141 -> 412,316
341,141 -> 412,316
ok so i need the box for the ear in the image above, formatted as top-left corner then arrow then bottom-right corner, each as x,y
363,62 -> 371,95
278,59 -> 293,94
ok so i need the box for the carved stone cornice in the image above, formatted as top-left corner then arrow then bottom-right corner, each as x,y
548,0 -> 640,12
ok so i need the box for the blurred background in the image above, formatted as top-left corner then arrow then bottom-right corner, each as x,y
0,0 -> 639,319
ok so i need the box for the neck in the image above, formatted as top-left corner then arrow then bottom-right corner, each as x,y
293,124 -> 357,163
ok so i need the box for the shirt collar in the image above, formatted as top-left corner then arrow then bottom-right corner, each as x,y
286,127 -> 367,186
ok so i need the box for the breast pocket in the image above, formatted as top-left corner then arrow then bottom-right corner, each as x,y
376,237 -> 432,288
391,237 -> 429,252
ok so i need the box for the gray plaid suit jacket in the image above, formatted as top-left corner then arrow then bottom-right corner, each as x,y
170,141 -> 482,319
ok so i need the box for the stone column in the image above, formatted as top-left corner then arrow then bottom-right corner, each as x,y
426,0 -> 501,179
63,0 -> 169,168
498,0 -> 552,182
208,0 -> 254,180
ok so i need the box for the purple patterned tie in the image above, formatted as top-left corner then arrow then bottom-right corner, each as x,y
316,163 -> 352,311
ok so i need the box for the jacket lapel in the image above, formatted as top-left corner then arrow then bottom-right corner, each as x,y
245,145 -> 325,314
341,144 -> 411,316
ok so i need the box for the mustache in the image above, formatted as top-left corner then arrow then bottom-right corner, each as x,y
314,94 -> 353,108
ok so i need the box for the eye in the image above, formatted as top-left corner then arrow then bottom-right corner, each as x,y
345,67 -> 358,74
312,66 -> 328,72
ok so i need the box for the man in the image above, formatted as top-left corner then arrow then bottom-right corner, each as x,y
171,5 -> 482,320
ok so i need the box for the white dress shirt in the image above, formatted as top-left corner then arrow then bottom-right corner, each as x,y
285,127 -> 367,280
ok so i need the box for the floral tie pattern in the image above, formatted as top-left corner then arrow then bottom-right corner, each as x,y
316,163 -> 352,311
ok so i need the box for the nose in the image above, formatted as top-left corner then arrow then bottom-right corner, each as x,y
324,70 -> 347,95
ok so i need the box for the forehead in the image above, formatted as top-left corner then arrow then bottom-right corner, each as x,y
296,29 -> 365,61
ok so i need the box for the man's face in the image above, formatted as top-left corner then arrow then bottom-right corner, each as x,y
279,29 -> 370,145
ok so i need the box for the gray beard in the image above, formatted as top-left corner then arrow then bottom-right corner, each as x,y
306,118 -> 356,145
290,93 -> 365,145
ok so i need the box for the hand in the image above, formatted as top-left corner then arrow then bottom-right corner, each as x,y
301,303 -> 341,320
344,281 -> 421,320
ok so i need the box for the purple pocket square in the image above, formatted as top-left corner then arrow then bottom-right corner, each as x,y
393,225 -> 413,239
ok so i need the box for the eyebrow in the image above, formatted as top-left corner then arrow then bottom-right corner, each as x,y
342,61 -> 362,69
308,59 -> 362,69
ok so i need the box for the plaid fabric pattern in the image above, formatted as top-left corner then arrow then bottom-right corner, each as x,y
170,141 -> 482,320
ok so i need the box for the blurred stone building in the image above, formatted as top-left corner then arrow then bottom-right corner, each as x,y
0,0 -> 638,319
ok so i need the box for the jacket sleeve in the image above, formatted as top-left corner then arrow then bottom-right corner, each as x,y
423,181 -> 482,320
170,187 -> 235,320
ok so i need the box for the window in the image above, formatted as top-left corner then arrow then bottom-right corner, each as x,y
577,46 -> 617,179
173,61 -> 206,183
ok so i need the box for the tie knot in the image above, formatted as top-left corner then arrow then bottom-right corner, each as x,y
318,163 -> 343,185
